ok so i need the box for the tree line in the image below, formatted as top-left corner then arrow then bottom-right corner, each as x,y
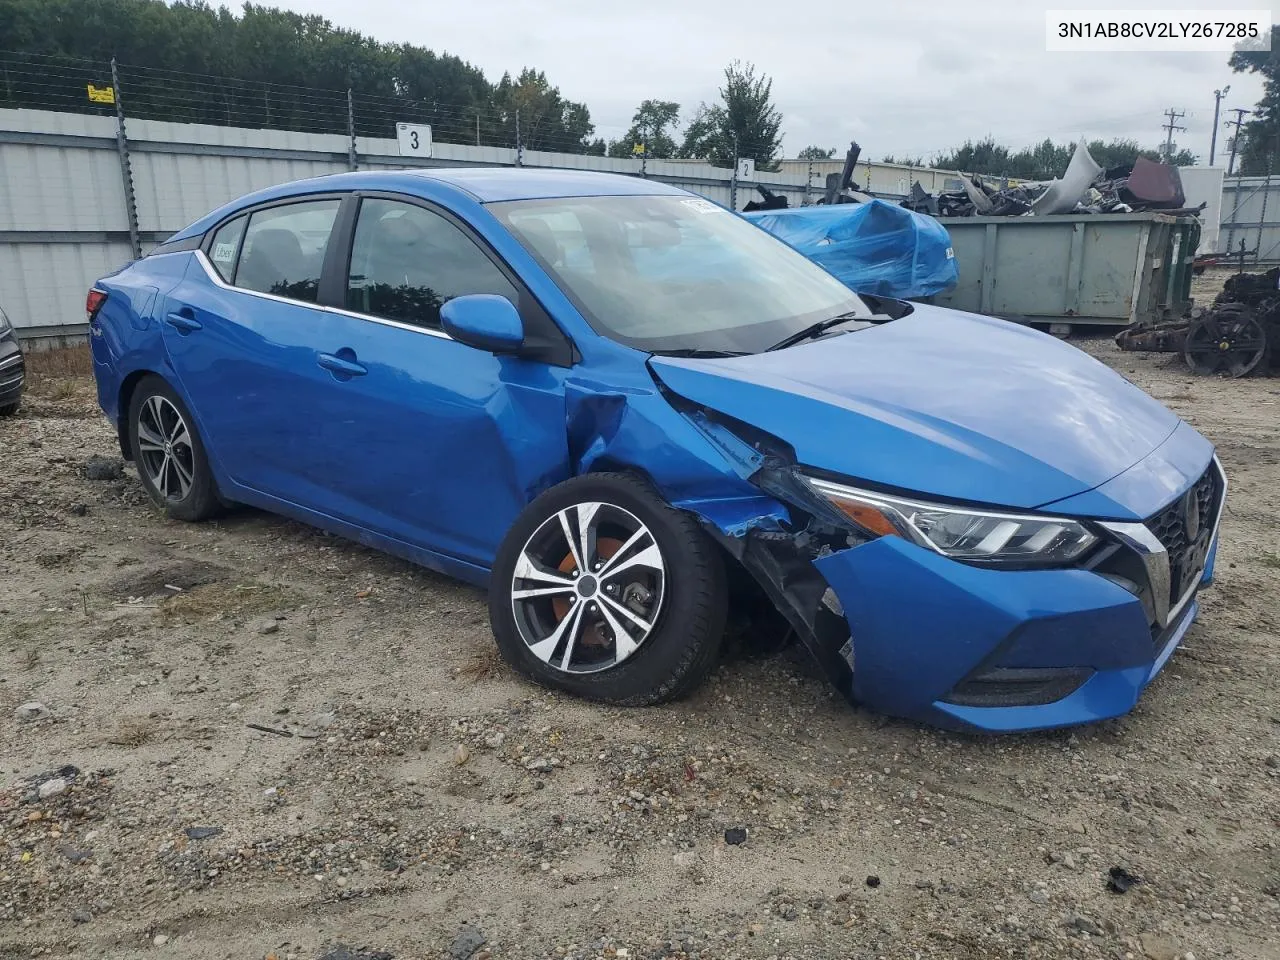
0,0 -> 790,164
589,62 -> 784,169
921,137 -> 1196,181
1230,26 -> 1280,175
0,0 -> 594,150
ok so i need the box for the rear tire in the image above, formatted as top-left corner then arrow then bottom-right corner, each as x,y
127,375 -> 221,522
489,472 -> 727,705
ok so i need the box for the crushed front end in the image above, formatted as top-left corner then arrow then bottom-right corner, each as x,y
682,409 -> 1226,734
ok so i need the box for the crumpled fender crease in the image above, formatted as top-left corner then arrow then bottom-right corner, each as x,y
486,358 -> 578,511
563,377 -> 791,536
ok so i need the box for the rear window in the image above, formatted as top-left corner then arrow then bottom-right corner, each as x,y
233,200 -> 341,303
207,216 -> 246,281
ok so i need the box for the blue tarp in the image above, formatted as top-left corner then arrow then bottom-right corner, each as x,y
745,200 -> 959,300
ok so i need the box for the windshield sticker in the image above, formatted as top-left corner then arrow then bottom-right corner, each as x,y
212,242 -> 237,262
680,198 -> 722,215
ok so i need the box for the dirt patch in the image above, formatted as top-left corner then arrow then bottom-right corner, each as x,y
103,559 -> 231,601
155,579 -> 300,624
1,337 -> 1278,960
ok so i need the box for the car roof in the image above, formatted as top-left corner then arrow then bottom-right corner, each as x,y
168,167 -> 690,242
404,167 -> 688,202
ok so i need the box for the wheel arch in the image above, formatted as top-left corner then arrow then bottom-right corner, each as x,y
116,368 -> 160,460
579,456 -> 776,623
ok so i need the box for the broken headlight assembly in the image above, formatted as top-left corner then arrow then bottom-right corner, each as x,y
801,476 -> 1097,567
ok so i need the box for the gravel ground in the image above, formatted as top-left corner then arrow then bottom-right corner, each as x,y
2,311 -> 1278,960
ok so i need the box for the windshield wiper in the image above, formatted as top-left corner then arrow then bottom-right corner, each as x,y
650,348 -> 750,359
765,312 -> 865,352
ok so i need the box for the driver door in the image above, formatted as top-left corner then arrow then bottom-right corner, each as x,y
295,195 -> 575,567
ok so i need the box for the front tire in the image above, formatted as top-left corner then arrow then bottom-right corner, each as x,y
127,375 -> 221,522
0,401 -> 18,417
489,473 -> 727,705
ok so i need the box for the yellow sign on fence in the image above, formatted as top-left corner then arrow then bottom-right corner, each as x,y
86,84 -> 115,105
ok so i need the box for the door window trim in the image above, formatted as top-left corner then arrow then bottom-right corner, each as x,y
191,248 -> 452,340
194,188 -> 577,364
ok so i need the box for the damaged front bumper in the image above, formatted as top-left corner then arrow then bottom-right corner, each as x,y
812,534 -> 1213,732
700,456 -> 1224,734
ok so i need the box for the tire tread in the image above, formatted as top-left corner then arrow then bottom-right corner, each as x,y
127,374 -> 223,522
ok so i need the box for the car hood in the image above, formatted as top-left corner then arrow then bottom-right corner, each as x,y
649,304 -> 1180,511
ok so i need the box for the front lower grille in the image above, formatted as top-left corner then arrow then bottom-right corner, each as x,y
942,667 -> 1093,708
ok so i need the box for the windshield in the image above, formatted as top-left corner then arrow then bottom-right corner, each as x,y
489,195 -> 866,354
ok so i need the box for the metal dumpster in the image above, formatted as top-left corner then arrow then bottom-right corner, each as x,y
930,213 -> 1200,326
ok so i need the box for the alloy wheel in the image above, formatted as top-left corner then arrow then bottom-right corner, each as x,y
510,501 -> 666,674
136,394 -> 195,501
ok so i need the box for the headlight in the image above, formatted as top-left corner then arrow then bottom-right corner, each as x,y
803,476 -> 1097,566
0,307 -> 10,336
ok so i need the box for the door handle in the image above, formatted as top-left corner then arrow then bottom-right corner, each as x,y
165,311 -> 202,334
317,351 -> 367,378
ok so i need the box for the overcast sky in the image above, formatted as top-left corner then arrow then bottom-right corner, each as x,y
286,0 -> 1270,167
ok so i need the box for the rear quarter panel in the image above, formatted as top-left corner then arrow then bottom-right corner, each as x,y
92,252 -> 192,427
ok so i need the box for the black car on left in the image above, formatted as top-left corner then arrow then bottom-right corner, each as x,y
0,303 -> 25,415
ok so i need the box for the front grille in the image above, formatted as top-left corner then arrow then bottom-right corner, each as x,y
1146,465 -> 1220,556
1144,462 -> 1223,610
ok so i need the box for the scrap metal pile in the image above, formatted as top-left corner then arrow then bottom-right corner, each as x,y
1117,266 -> 1279,377
902,142 -> 1205,219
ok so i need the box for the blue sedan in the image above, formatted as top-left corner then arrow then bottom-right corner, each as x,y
87,168 -> 1225,732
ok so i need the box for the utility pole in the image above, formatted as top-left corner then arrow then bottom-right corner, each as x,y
1210,86 -> 1230,167
1225,107 -> 1251,176
1160,108 -> 1186,160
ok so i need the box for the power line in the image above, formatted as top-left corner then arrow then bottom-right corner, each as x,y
0,54 -> 627,157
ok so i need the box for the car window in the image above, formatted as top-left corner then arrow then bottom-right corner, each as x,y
345,198 -> 519,330
235,200 -> 341,303
207,215 -> 246,282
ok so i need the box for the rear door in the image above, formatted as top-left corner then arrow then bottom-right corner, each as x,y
161,195 -> 346,499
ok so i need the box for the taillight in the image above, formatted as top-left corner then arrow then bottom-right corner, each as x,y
86,289 -> 107,320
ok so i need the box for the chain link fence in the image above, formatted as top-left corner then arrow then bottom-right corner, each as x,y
0,50 -> 603,156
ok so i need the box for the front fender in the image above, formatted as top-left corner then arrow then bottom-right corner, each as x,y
564,371 -> 791,537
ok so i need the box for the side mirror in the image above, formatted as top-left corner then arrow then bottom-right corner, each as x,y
440,294 -> 524,353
